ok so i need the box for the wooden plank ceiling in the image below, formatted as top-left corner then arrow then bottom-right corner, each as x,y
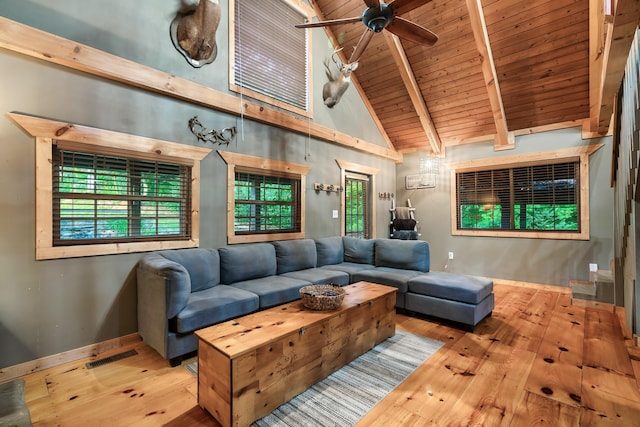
311,0 -> 593,153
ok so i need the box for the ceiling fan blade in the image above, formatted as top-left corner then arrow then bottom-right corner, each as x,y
363,0 -> 381,8
387,0 -> 433,16
386,17 -> 438,45
348,29 -> 376,63
295,16 -> 362,29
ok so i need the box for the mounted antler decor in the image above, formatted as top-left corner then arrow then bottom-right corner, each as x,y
170,0 -> 221,68
188,116 -> 236,145
322,48 -> 358,108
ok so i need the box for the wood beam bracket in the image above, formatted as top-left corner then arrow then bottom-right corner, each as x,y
465,0 -> 513,151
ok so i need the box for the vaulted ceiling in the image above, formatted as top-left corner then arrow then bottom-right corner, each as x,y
309,0 -> 638,154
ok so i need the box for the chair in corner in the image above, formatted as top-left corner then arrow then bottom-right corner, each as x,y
389,198 -> 419,240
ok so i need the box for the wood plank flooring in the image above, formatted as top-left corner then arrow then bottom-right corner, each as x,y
11,281 -> 640,426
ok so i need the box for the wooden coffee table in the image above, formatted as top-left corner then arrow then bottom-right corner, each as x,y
195,281 -> 396,427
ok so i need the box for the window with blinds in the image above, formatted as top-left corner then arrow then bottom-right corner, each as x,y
345,173 -> 370,239
456,161 -> 580,232
234,169 -> 301,234
53,148 -> 191,245
231,0 -> 310,114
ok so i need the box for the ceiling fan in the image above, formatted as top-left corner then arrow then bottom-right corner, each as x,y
295,0 -> 438,63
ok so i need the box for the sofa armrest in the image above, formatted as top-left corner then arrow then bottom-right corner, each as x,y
137,253 -> 191,319
136,253 -> 192,359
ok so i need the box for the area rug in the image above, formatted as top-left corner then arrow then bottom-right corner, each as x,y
0,378 -> 32,427
185,330 -> 443,426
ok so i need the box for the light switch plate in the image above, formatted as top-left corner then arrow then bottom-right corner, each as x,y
332,210 -> 339,219
589,263 -> 598,272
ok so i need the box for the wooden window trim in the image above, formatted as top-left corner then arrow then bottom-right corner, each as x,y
218,150 -> 311,244
336,160 -> 378,238
8,113 -> 211,259
448,145 -> 603,240
228,0 -> 314,118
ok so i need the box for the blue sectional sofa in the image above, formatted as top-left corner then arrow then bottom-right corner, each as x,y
136,237 -> 494,365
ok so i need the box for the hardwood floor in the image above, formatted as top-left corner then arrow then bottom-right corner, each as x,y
13,281 -> 640,426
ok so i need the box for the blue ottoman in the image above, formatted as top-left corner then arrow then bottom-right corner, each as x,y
406,272 -> 494,331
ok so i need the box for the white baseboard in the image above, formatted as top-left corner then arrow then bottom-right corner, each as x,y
0,333 -> 141,382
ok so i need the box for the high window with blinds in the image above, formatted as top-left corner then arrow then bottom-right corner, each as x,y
345,173 -> 370,239
231,0 -> 310,115
53,148 -> 191,245
456,161 -> 580,233
234,170 -> 301,234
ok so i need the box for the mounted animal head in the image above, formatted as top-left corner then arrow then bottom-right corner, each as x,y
171,0 -> 221,67
322,49 -> 358,109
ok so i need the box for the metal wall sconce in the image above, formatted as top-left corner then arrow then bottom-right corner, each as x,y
314,183 -> 343,193
379,192 -> 394,200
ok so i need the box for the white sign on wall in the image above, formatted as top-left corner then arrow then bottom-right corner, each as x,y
405,173 -> 435,189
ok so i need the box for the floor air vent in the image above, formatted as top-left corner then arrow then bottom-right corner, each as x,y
86,349 -> 138,369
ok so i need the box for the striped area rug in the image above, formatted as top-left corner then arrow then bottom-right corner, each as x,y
186,330 -> 443,427
253,330 -> 443,426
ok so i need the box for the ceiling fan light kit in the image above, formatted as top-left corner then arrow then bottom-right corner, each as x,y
296,0 -> 438,64
362,3 -> 394,32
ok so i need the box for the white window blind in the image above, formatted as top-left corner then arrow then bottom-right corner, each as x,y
233,0 -> 309,111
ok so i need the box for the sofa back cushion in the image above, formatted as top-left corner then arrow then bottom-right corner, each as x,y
374,239 -> 430,272
272,239 -> 317,274
158,248 -> 220,292
219,243 -> 277,284
342,236 -> 374,265
315,236 -> 344,266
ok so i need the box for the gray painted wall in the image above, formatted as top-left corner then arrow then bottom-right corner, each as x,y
0,0 -> 396,368
0,1 -> 618,369
397,129 -> 614,287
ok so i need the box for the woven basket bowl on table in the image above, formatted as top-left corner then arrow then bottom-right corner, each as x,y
299,284 -> 346,311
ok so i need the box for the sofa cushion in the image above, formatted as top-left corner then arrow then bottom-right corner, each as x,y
352,267 -> 422,293
173,285 -> 259,333
407,272 -> 493,305
272,239 -> 317,274
375,239 -> 429,272
343,236 -> 374,264
219,243 -> 277,284
315,236 -> 344,266
232,276 -> 310,309
320,262 -> 376,280
158,248 -> 220,292
405,292 -> 494,327
281,268 -> 350,286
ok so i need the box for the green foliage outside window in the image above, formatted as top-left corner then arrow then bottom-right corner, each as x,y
345,178 -> 368,238
234,173 -> 298,233
457,161 -> 579,233
460,205 -> 502,229
514,204 -> 578,230
459,203 -> 578,231
54,149 -> 189,243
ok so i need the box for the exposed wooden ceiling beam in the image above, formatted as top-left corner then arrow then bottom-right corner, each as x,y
383,32 -> 442,154
465,0 -> 514,151
589,0 -> 607,132
597,0 -> 640,134
0,17 -> 402,162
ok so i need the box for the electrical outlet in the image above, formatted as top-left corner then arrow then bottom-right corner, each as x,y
448,252 -> 454,260
589,263 -> 598,272
332,210 -> 339,219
